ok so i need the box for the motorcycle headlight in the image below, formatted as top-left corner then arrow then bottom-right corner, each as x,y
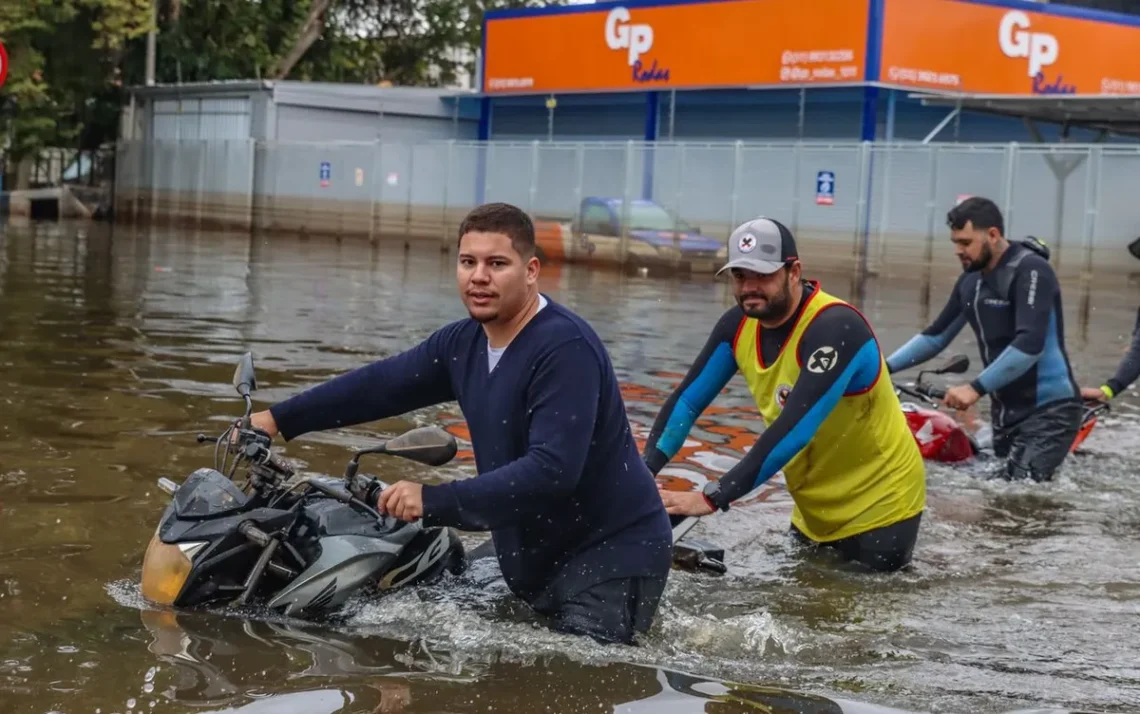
140,533 -> 208,606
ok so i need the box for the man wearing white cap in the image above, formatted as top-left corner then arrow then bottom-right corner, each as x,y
642,217 -> 927,572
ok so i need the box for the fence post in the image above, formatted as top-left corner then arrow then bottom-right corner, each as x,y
485,143 -> 495,202
1002,142 -> 1018,237
729,139 -> 742,232
271,141 -> 282,232
528,139 -> 540,215
922,145 -> 941,262
573,143 -> 585,220
150,141 -> 159,224
852,141 -> 873,277
369,142 -> 379,242
405,145 -> 416,238
1081,146 -> 1103,276
873,143 -> 894,275
790,142 -> 803,238
673,143 -> 686,270
197,140 -> 207,229
619,140 -> 635,268
440,139 -> 454,248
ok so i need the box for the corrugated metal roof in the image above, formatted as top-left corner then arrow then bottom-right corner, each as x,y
129,80 -> 272,97
128,80 -> 478,120
271,82 -> 475,119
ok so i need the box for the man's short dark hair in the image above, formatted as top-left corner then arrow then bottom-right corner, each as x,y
947,196 -> 1004,236
458,202 -> 536,259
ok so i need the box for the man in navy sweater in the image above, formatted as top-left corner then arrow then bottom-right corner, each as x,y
248,202 -> 673,645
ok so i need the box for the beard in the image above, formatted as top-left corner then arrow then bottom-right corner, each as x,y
737,274 -> 792,320
962,242 -> 992,273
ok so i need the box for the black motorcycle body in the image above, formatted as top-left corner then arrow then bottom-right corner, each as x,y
141,352 -> 467,619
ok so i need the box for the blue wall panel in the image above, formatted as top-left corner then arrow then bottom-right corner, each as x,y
490,93 -> 647,141
490,86 -> 1139,145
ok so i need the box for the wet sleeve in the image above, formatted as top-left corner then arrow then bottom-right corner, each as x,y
420,337 -> 599,530
885,276 -> 968,374
706,306 -> 882,508
641,307 -> 742,475
1103,307 -> 1140,398
970,259 -> 1055,396
268,324 -> 458,441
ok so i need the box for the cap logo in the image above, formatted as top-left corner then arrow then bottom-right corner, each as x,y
738,233 -> 757,253
760,242 -> 777,255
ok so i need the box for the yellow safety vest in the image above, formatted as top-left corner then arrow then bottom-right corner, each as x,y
732,282 -> 925,542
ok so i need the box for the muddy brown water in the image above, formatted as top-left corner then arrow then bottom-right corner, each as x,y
1,221 -> 1139,714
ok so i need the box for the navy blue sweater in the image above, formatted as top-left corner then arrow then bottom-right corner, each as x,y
268,297 -> 673,604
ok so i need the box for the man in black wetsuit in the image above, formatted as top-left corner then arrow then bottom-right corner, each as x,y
1082,309 -> 1140,403
1082,237 -> 1140,403
885,196 -> 1082,483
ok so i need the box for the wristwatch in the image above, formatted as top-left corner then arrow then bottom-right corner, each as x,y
702,480 -> 729,512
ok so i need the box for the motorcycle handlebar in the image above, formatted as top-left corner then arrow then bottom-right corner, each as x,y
262,450 -> 294,477
894,381 -> 946,403
922,385 -> 947,401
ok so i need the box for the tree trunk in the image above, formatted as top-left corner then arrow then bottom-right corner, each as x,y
270,0 -> 333,80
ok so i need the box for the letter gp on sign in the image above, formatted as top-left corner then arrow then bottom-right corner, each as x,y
999,10 -> 1058,77
605,7 -> 654,66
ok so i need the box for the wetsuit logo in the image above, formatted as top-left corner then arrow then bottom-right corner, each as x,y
807,346 -> 838,373
775,383 -> 792,410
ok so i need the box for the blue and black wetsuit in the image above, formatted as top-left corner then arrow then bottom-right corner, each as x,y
886,241 -> 1082,481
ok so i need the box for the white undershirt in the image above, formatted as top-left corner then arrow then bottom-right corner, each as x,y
488,294 -> 548,372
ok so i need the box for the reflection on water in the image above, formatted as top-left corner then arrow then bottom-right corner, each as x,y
1,221 -> 1138,714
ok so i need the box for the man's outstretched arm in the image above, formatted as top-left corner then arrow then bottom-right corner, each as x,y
642,307 -> 742,474
886,278 -> 968,374
265,324 -> 459,441
706,306 -> 883,508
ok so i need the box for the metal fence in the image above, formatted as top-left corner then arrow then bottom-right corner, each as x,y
113,138 -> 1140,277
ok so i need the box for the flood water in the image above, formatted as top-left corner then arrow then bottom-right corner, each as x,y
2,220 -> 1139,714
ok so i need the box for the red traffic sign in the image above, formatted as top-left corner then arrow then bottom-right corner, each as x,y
0,41 -> 7,91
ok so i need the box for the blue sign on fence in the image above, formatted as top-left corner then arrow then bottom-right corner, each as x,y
815,170 -> 835,206
320,161 -> 331,187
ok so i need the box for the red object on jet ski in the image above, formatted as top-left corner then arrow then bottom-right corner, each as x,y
902,403 -> 977,463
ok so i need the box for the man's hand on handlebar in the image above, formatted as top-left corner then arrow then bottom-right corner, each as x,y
229,410 -> 278,444
377,481 -> 424,522
943,383 -> 980,411
250,410 -> 279,437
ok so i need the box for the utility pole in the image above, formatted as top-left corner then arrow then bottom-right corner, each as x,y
145,0 -> 157,85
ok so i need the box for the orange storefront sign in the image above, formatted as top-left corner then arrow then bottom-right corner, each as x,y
482,0 -> 869,94
880,0 -> 1140,95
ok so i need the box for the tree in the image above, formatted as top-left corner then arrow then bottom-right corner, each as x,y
0,0 -> 151,161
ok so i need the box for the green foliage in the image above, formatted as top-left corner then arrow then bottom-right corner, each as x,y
0,0 -> 569,159
1,0 -> 151,158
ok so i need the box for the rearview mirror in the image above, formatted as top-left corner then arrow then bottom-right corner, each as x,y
383,426 -> 458,466
936,353 -> 970,375
233,352 -> 258,398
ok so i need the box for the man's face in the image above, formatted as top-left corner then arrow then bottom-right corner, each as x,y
456,231 -> 537,323
951,220 -> 998,272
731,262 -> 798,320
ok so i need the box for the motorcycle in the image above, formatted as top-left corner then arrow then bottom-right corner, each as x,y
893,353 -> 1109,464
140,352 -> 469,619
